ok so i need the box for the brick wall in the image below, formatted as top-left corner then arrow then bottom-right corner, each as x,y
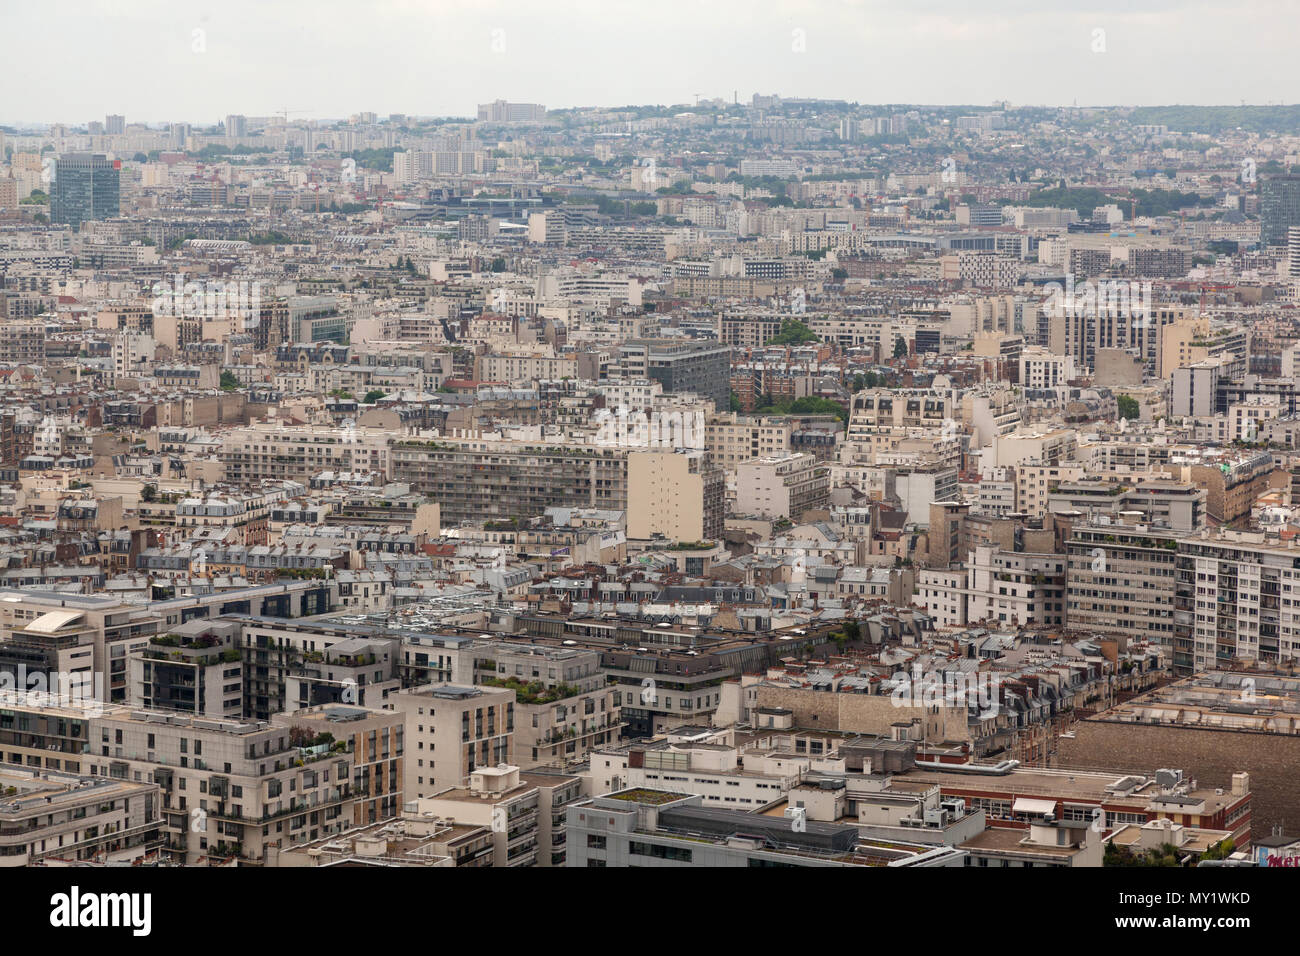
1056,719 -> 1298,838
754,685 -> 970,743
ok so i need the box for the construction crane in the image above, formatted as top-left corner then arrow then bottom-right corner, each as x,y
276,107 -> 311,123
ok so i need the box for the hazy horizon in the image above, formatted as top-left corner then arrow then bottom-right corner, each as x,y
4,0 -> 1298,126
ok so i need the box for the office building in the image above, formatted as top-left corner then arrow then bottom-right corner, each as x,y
50,152 -> 121,226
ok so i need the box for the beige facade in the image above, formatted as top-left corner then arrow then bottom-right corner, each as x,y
734,453 -> 830,520
627,450 -> 722,542
704,412 -> 792,469
389,683 -> 514,800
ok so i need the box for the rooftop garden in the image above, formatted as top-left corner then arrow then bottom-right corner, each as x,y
666,540 -> 715,551
151,632 -> 221,649
607,789 -> 682,806
288,727 -> 336,749
481,676 -> 581,705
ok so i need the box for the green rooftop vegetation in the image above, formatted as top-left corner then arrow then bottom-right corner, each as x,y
481,676 -> 580,704
666,540 -> 715,551
607,789 -> 682,805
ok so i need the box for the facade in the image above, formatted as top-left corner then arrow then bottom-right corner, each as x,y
484,643 -> 622,770
565,789 -> 964,867
50,153 -> 121,226
735,453 -> 831,520
1174,530 -> 1300,673
0,695 -> 395,864
0,764 -> 162,866
615,340 -> 731,411
1066,522 -> 1180,650
1261,174 -> 1300,247
388,683 -> 514,800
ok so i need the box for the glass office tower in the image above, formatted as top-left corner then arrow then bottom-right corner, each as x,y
50,152 -> 120,226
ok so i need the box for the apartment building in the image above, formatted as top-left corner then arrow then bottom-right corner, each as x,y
130,619 -> 244,718
0,591 -> 163,704
220,423 -> 391,484
614,339 -> 731,411
391,437 -> 627,525
0,764 -> 162,866
1047,299 -> 1187,372
847,389 -> 953,438
1157,317 -> 1250,380
410,765 -> 540,867
1048,477 -> 1205,532
1013,463 -> 1085,518
285,703 -> 404,827
0,320 -> 47,365
566,789 -> 964,867
388,683 -> 514,800
1174,530 -> 1300,673
735,453 -> 830,520
1066,521 -> 1180,649
704,412 -> 793,469
965,543 -> 1066,629
32,700 -> 389,864
391,435 -> 719,537
626,450 -> 725,542
1018,346 -> 1077,389
483,643 -> 622,770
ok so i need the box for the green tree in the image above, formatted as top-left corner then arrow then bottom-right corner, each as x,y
1117,394 -> 1140,420
765,319 -> 819,346
893,338 -> 909,359
219,370 -> 241,391
363,390 -> 387,404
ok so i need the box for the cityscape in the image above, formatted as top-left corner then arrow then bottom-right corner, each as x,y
0,5 -> 1293,920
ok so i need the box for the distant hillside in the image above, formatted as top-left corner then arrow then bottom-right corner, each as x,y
1128,105 -> 1300,135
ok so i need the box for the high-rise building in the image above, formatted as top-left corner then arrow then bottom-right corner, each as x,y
1288,226 -> 1300,280
1174,530 -> 1300,674
1260,174 -> 1300,246
104,114 -> 125,135
614,339 -> 732,411
225,113 -> 248,137
49,153 -> 120,226
476,100 -> 545,123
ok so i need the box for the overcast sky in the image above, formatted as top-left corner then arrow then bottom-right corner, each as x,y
4,0 -> 1296,126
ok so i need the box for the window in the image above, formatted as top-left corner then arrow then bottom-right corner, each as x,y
629,840 -> 692,862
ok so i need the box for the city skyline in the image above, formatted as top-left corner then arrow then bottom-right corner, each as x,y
0,0 -> 1295,898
